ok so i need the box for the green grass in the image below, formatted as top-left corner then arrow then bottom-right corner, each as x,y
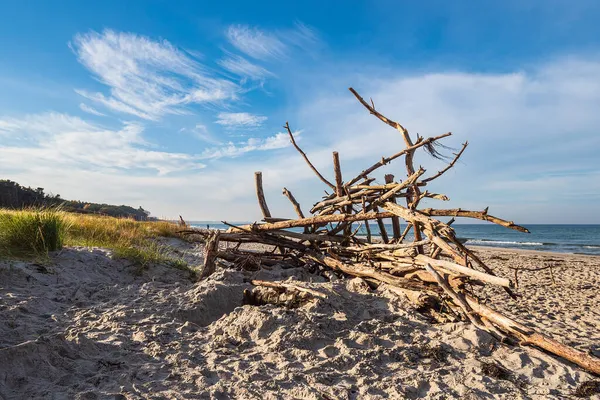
0,208 -> 70,257
0,208 -> 194,276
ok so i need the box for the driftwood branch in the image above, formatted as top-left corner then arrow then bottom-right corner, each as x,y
282,188 -> 305,219
421,208 -> 530,233
199,231 -> 220,279
421,141 -> 469,183
385,174 -> 402,240
285,122 -> 335,190
254,171 -> 271,219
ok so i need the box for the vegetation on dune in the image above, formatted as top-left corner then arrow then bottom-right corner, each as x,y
0,209 -> 193,275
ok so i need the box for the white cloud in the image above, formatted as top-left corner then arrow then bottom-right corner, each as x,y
215,112 -> 267,128
226,25 -> 287,60
0,113 -> 205,175
79,103 -> 106,116
225,22 -> 319,61
217,53 -> 273,80
184,124 -> 222,145
71,29 -> 239,120
200,132 -> 291,159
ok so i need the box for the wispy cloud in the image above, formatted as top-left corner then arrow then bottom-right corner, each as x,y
79,103 -> 106,116
200,132 -> 291,159
0,113 -> 205,175
71,29 -> 239,120
225,22 -> 319,61
217,53 -> 273,80
181,124 -> 223,145
226,25 -> 287,60
215,112 -> 267,128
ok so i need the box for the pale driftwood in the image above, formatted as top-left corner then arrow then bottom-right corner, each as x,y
380,283 -> 440,309
255,172 -> 271,219
345,239 -> 430,252
421,208 -> 530,233
199,231 -> 220,279
373,168 -> 425,208
424,264 -> 486,329
306,253 -> 436,293
231,211 -> 399,233
282,188 -> 305,219
465,295 -> 600,376
192,226 -> 347,247
415,255 -> 513,288
285,122 -> 335,190
430,218 -> 455,259
385,174 -> 402,240
263,217 -> 292,223
333,151 -> 344,197
251,280 -> 328,299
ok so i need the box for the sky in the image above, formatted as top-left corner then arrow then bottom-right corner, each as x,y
1,0 -> 600,223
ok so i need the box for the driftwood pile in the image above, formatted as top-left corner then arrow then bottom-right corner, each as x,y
181,88 -> 600,376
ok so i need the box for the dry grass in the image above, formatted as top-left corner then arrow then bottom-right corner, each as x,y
0,208 -> 189,272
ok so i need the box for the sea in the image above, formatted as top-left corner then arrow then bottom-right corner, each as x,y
189,222 -> 600,256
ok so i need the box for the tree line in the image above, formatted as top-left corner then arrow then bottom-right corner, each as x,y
0,180 -> 154,220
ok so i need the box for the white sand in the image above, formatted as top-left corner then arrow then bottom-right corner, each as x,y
1,240 -> 599,399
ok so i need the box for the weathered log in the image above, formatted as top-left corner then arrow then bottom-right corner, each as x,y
230,211 -> 398,233
285,122 -> 335,190
345,239 -> 430,252
305,252 -> 436,293
215,251 -> 289,268
183,228 -> 320,248
424,264 -> 485,329
255,172 -> 272,219
251,280 -> 328,299
333,151 -> 344,197
263,217 -> 290,223
421,208 -> 530,233
415,254 -> 513,288
465,295 -> 600,376
199,231 -> 220,279
385,174 -> 402,240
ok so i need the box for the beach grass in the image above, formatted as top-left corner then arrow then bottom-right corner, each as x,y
0,208 -> 190,273
0,208 -> 69,257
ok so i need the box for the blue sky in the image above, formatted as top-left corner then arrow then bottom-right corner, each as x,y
1,0 -> 599,223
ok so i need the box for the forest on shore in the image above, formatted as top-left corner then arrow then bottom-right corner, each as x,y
0,180 -> 153,220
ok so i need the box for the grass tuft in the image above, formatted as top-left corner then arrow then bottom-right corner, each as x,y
0,208 -> 70,257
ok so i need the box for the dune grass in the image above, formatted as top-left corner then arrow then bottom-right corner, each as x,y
0,208 -> 191,274
0,208 -> 70,257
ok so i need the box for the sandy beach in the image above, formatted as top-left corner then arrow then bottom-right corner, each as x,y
1,241 -> 599,399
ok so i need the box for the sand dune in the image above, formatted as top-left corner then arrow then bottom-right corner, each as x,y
1,241 -> 598,399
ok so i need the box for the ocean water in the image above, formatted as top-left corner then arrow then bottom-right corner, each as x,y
189,221 -> 600,256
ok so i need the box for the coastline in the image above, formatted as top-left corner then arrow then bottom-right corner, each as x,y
469,244 -> 600,258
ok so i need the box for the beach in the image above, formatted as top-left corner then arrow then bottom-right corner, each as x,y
1,241 -> 599,399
